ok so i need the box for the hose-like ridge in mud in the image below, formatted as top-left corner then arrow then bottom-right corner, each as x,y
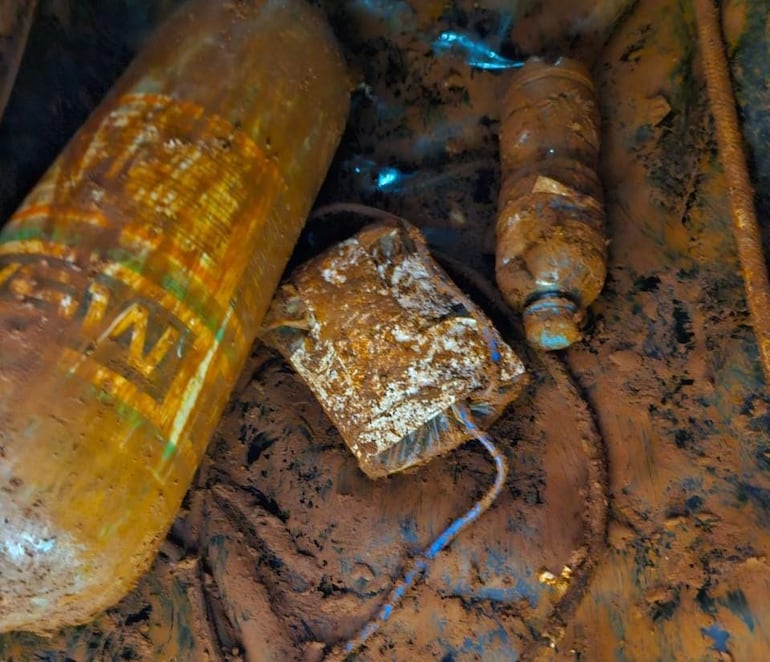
429,249 -> 610,659
310,202 -> 610,659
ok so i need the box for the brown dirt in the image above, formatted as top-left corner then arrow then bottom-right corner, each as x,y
1,0 -> 770,660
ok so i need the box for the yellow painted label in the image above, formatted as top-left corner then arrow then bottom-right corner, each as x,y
0,252 -> 200,432
0,93 -> 281,449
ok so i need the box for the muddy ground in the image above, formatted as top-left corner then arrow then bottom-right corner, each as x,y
1,0 -> 770,660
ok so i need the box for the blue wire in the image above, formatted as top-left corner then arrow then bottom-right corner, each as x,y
431,31 -> 524,71
342,405 -> 508,655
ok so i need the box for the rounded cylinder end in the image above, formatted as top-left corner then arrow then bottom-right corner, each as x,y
0,510 -> 151,634
523,296 -> 582,351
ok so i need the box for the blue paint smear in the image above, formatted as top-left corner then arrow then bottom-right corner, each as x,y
679,475 -> 704,492
720,589 -> 755,633
685,494 -> 703,512
399,517 -> 420,544
440,568 -> 541,606
737,482 -> 770,527
437,622 -> 516,660
484,547 -> 516,576
459,627 -> 512,656
432,31 -> 523,70
702,624 -> 730,652
435,540 -> 543,607
481,325 -> 502,362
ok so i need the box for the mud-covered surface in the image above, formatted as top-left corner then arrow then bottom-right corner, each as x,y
1,0 -> 770,659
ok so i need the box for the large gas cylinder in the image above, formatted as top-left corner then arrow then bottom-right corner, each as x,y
0,0 -> 349,633
496,56 -> 607,350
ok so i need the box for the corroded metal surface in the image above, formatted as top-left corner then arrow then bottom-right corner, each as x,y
0,0 -> 348,634
694,0 -> 770,384
263,220 -> 527,478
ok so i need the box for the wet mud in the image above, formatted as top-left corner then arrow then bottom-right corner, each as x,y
1,0 -> 770,660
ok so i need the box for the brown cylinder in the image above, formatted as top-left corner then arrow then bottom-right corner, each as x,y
496,56 -> 607,350
0,0 -> 349,634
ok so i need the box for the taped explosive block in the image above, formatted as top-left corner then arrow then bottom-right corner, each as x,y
261,221 -> 527,478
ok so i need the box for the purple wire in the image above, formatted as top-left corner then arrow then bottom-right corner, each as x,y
342,404 -> 508,655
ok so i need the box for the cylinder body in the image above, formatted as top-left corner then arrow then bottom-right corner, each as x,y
496,57 -> 607,350
0,0 -> 349,633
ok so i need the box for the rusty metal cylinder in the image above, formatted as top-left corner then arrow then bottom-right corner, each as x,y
0,0 -> 349,633
496,56 -> 607,350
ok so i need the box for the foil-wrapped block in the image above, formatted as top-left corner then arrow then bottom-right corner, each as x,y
261,221 -> 528,478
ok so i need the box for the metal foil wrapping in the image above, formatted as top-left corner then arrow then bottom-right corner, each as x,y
262,221 -> 528,478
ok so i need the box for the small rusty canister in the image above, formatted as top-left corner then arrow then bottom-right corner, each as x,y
262,221 -> 528,478
496,56 -> 607,350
